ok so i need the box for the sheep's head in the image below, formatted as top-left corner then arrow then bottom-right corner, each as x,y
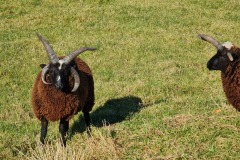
198,34 -> 236,73
37,33 -> 96,92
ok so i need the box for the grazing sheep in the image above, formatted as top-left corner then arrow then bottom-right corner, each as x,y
198,34 -> 240,111
32,33 -> 96,146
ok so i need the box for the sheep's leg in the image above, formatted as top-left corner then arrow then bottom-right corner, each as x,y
59,118 -> 69,147
40,116 -> 48,145
83,112 -> 91,136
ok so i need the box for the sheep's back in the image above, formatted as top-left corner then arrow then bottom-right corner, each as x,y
31,58 -> 94,121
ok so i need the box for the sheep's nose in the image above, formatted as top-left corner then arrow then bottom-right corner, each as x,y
54,75 -> 64,90
207,59 -> 218,70
207,61 -> 212,70
55,83 -> 64,91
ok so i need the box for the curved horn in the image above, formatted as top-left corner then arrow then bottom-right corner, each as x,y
197,34 -> 224,51
62,47 -> 96,65
36,33 -> 59,64
227,52 -> 234,61
70,67 -> 80,92
41,65 -> 51,85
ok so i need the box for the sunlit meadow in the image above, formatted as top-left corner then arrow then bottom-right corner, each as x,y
0,0 -> 239,159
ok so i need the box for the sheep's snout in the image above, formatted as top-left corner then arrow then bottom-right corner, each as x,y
54,75 -> 66,91
207,59 -> 218,70
207,55 -> 230,73
55,82 -> 64,91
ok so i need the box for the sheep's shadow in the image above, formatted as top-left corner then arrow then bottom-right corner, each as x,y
69,96 -> 143,137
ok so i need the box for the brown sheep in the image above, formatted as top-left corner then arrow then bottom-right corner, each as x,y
31,33 -> 96,146
198,34 -> 240,111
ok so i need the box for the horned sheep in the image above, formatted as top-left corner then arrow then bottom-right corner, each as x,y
31,33 -> 96,146
198,34 -> 240,111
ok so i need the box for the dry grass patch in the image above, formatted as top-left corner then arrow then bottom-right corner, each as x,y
18,126 -> 122,160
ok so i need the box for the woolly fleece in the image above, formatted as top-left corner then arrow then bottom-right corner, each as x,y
221,46 -> 240,110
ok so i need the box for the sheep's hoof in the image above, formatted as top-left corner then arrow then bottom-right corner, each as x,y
38,141 -> 44,147
86,128 -> 92,138
61,142 -> 66,148
60,138 -> 67,147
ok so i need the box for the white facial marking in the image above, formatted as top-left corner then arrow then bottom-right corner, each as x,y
222,41 -> 233,50
58,59 -> 64,69
56,75 -> 61,81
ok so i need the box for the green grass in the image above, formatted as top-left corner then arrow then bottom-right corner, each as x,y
1,0 -> 240,159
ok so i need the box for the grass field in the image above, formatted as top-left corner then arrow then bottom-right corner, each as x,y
1,0 -> 240,159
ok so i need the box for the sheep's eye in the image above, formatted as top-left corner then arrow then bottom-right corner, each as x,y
49,70 -> 54,75
49,69 -> 57,76
64,70 -> 70,76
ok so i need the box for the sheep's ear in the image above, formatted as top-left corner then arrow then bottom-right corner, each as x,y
40,64 -> 46,68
